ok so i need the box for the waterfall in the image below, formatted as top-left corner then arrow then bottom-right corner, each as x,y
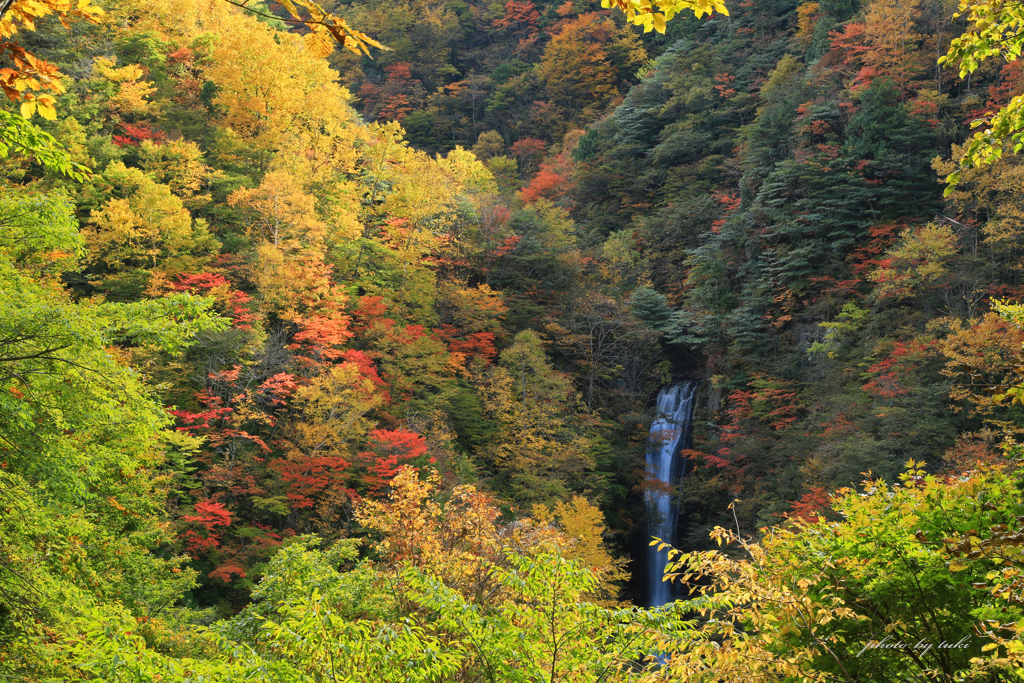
646,381 -> 697,608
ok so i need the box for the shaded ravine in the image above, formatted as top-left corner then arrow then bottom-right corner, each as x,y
646,382 -> 698,608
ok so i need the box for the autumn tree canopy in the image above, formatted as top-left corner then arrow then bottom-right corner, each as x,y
10,0 -> 1024,679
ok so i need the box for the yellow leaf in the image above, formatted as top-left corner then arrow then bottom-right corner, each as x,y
20,100 -> 35,118
37,100 -> 56,121
304,30 -> 334,58
278,0 -> 300,18
949,561 -> 969,572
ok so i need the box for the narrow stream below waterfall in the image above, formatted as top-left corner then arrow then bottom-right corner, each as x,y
646,382 -> 697,608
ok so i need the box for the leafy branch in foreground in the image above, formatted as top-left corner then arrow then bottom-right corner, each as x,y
601,0 -> 728,33
0,110 -> 90,180
222,0 -> 387,57
941,0 -> 1024,191
658,460 -> 1024,682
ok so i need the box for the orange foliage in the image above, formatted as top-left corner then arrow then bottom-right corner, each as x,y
357,428 -> 433,492
207,563 -> 247,583
848,221 -> 903,275
520,150 -> 577,204
181,500 -> 233,556
795,2 -> 821,45
288,313 -> 354,363
493,0 -> 541,44
787,486 -> 832,523
271,455 -> 354,509
355,467 -> 565,602
713,73 -> 737,99
863,339 -> 937,398
0,0 -> 102,115
939,313 -> 1024,414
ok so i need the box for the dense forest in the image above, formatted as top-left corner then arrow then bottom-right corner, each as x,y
6,0 -> 1024,678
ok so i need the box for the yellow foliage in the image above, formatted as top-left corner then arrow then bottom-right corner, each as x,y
533,495 -> 629,604
600,228 -> 647,288
93,56 -> 144,83
471,130 -> 505,161
870,223 -> 959,301
229,171 -> 328,249
437,146 -> 498,194
938,312 -> 1024,419
356,466 -> 564,602
539,13 -> 646,124
139,139 -> 214,208
86,162 -> 216,274
251,244 -> 348,320
436,282 -> 507,336
273,0 -> 387,57
350,123 -> 503,323
282,363 -> 381,463
367,123 -> 462,234
204,11 -> 360,165
602,0 -> 727,33
120,0 -> 363,177
935,147 -> 1024,274
795,2 -> 820,44
0,0 -> 102,111
863,0 -> 925,92
478,331 -> 595,505
658,530 -> 864,681
93,56 -> 157,116
304,29 -> 335,58
364,125 -> 496,240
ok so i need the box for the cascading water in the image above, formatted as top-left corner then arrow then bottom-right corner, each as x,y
646,381 -> 697,608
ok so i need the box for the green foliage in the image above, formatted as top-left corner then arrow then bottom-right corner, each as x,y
72,528 -> 691,682
629,286 -> 674,331
0,110 -> 92,181
942,0 -> 1024,187
660,460 -> 1024,681
246,538 -> 694,682
0,189 -> 224,678
0,189 -> 224,501
67,604 -> 309,681
807,302 -> 869,358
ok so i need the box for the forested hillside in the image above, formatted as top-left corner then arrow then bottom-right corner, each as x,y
6,0 -> 1024,678
324,0 -> 1024,544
